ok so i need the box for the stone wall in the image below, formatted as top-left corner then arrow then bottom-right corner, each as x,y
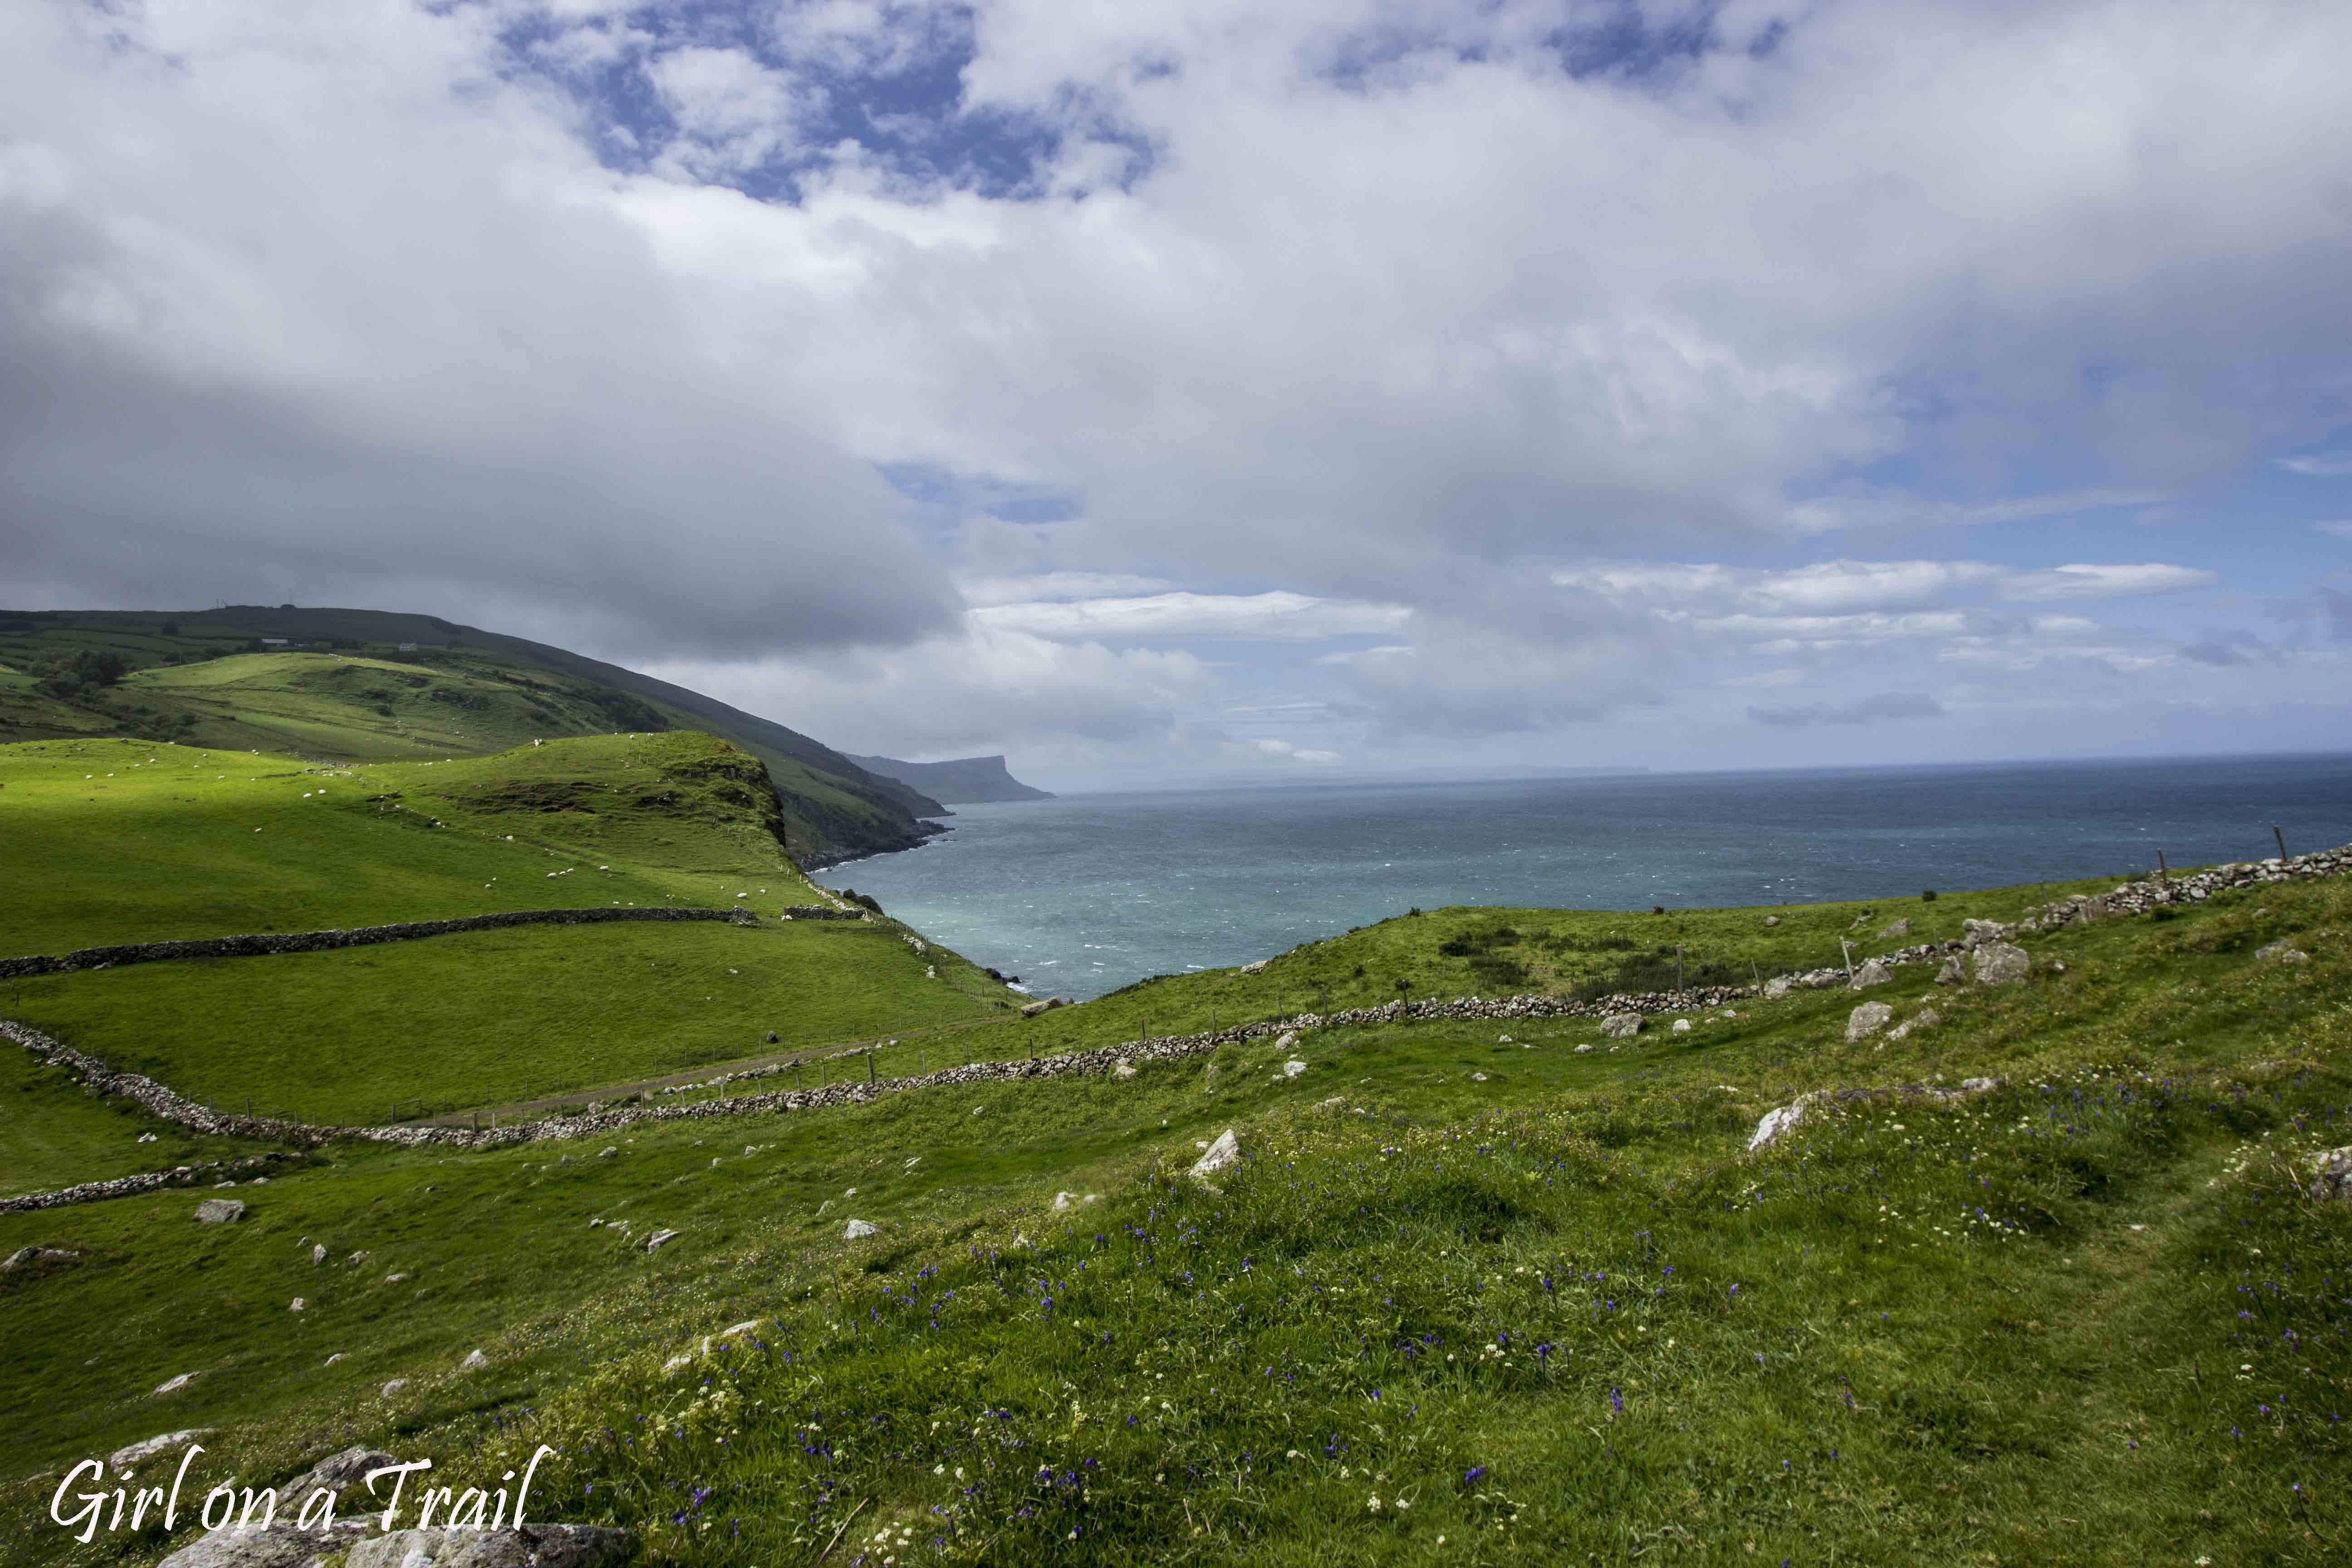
0,904 -> 760,981
5,840 -> 2343,1210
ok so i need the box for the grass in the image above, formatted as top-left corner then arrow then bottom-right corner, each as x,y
0,608 -> 944,865
0,1048 -> 255,1196
2,851 -> 2346,1565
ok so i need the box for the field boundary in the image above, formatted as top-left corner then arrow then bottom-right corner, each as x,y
4,844 -> 2342,1210
0,904 -> 759,980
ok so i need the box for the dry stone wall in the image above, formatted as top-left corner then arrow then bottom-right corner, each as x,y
0,905 -> 759,981
5,842 -> 2344,1211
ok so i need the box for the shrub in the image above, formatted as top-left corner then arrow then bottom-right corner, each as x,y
1922,888 -> 1938,902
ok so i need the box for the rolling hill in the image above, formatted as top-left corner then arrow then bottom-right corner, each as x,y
0,607 -> 947,866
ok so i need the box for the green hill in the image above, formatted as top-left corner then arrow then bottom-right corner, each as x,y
0,608 -> 947,866
0,730 -> 2345,1567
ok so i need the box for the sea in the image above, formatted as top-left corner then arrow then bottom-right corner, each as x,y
836,753 -> 2352,1003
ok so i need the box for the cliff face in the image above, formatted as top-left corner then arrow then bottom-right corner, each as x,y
845,753 -> 1055,805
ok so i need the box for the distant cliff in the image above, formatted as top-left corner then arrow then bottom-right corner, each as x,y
846,753 -> 1055,806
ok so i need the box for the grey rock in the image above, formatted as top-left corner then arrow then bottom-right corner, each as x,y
2308,1147 -> 2352,1204
196,1198 -> 246,1224
461,1349 -> 489,1371
2256,941 -> 2311,965
1281,1058 -> 1308,1078
1961,918 -> 2005,948
1053,1192 -> 1078,1211
1190,1128 -> 1242,1180
345,1524 -> 638,1568
153,1372 -> 198,1395
1671,1019 -> 1692,1034
1959,1076 -> 2002,1095
312,1244 -> 327,1265
1,1245 -> 77,1271
1762,975 -> 1793,999
643,1229 -> 679,1253
1876,916 -> 1911,940
159,1520 -> 369,1568
1747,1096 -> 1817,1153
1240,959 -> 1270,974
1019,1000 -> 1052,1019
1762,915 -> 1779,927
380,1379 -> 408,1398
1599,1012 -> 1643,1039
282,1446 -> 402,1505
1885,1007 -> 1940,1042
1846,1001 -> 1894,1042
1112,1059 -> 1138,1080
1573,1043 -> 1594,1054
1934,954 -> 1966,985
844,1218 -> 878,1239
1972,942 -> 2030,985
1847,960 -> 1892,990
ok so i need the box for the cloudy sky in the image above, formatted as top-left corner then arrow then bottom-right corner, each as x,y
6,0 -> 2350,788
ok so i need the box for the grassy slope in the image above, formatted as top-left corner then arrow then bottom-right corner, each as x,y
0,853 -> 2344,1564
0,734 -> 1018,1144
0,611 -> 943,865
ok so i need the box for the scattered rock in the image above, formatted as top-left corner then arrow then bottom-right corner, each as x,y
1884,1007 -> 1940,1042
643,1229 -> 680,1253
1846,1002 -> 1894,1042
2256,941 -> 2311,965
1281,1059 -> 1308,1078
1053,1192 -> 1078,1211
312,1243 -> 327,1265
1470,1072 -> 1488,1082
1190,1128 -> 1242,1180
1748,1097 -> 1817,1153
1599,1012 -> 1642,1039
1274,1031 -> 1298,1050
284,1445 -> 403,1505
1316,1096 -> 1346,1112
380,1379 -> 408,1398
1876,916 -> 1911,940
195,1198 -> 245,1224
1112,1059 -> 1138,1080
1573,1043 -> 1593,1054
599,1147 -> 618,1159
384,1272 -> 410,1284
1934,955 -> 1967,985
1847,959 -> 1892,990
108,1429 -> 213,1468
348,1250 -> 369,1266
0,1245 -> 77,1272
160,1520 -> 369,1568
844,1218 -> 878,1239
2308,1147 -> 2352,1204
1762,915 -> 1780,927
1241,959 -> 1269,974
1959,1076 -> 2001,1095
288,1298 -> 305,1312
344,1524 -> 638,1568
1972,942 -> 2030,985
461,1348 -> 488,1371
1020,1000 -> 1052,1019
1671,1019 -> 1691,1034
154,1372 -> 198,1396
1763,976 -> 1793,999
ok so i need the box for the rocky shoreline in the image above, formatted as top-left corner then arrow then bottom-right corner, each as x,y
4,843 -> 2343,1210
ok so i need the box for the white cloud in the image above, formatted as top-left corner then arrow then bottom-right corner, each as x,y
957,571 -> 1177,607
647,46 -> 816,178
972,590 -> 1411,641
2278,456 -> 2352,478
1998,564 -> 2216,602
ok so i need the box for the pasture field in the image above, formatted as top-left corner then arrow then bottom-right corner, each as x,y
1,844 -> 2345,1565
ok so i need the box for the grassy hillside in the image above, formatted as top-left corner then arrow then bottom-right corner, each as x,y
0,608 -> 945,866
0,730 -> 2344,1565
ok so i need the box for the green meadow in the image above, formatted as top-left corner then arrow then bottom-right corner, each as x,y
0,728 -> 2345,1566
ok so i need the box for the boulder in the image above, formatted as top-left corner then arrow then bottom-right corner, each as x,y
154,1372 -> 198,1395
1747,1097 -> 1815,1153
2309,1147 -> 2352,1204
312,1243 -> 327,1265
1241,959 -> 1270,974
160,1520 -> 370,1568
1846,1002 -> 1894,1042
1884,1007 -> 1939,1042
1934,955 -> 1966,985
1762,976 -> 1793,999
844,1218 -> 878,1239
1281,1059 -> 1308,1078
1112,1059 -> 1138,1080
1961,918 -> 2005,947
1190,1128 -> 1242,1180
1847,960 -> 1892,990
1959,1076 -> 2001,1095
461,1349 -> 489,1371
1762,915 -> 1780,927
1876,916 -> 1911,940
345,1524 -> 638,1568
1971,942 -> 2030,985
643,1230 -> 679,1253
196,1198 -> 246,1224
0,1245 -> 77,1272
1274,1031 -> 1298,1050
282,1446 -> 402,1506
1599,1012 -> 1642,1039
1671,1019 -> 1692,1034
2256,941 -> 2311,965
108,1429 -> 214,1469
1573,1043 -> 1593,1054
1019,1000 -> 1052,1019
1053,1192 -> 1077,1211
380,1379 -> 408,1398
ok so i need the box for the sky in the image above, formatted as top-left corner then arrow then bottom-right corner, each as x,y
5,0 -> 2351,790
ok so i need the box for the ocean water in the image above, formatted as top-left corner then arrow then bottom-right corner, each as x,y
836,754 -> 2352,1002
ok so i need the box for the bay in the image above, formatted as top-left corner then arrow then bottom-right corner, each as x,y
835,753 -> 2352,1002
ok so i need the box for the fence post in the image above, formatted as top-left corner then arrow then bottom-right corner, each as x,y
867,1049 -> 876,1085
2274,824 -> 2288,860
